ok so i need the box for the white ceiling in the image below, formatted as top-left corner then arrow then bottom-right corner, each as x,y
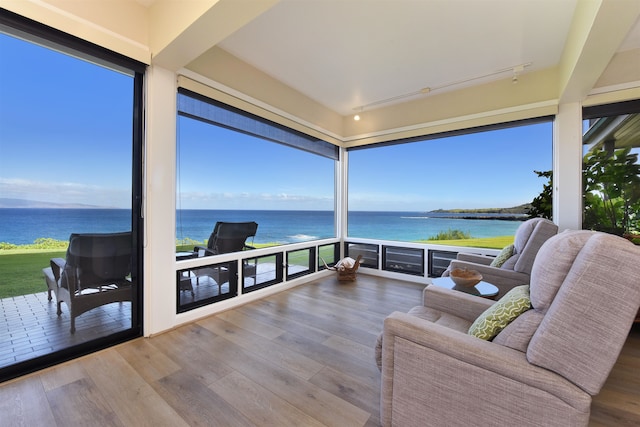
138,0 -> 640,117
217,0 -> 581,115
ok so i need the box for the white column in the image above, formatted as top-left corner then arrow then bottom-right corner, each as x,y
553,102 -> 583,232
337,147 -> 348,256
143,65 -> 177,336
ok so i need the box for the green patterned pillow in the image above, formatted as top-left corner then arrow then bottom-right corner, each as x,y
490,244 -> 514,267
468,285 -> 531,340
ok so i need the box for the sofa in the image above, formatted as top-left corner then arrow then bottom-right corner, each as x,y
378,230 -> 640,426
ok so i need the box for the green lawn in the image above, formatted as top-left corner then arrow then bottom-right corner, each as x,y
420,236 -> 514,250
1,236 -> 512,299
0,249 -> 66,298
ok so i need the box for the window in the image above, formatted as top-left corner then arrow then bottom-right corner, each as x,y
175,90 -> 337,310
383,245 -> 424,276
0,11 -> 144,381
345,242 -> 379,269
582,100 -> 640,241
177,260 -> 238,312
317,243 -> 339,270
176,91 -> 337,251
286,248 -> 315,280
347,119 -> 553,248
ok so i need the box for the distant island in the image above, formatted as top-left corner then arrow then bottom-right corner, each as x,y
429,204 -> 531,220
0,198 -> 109,209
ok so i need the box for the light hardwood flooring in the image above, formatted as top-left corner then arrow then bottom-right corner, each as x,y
0,274 -> 638,426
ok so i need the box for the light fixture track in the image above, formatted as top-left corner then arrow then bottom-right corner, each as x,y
353,62 -> 532,117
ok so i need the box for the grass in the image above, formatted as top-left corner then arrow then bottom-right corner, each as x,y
1,235 -> 511,299
0,249 -> 66,298
420,236 -> 514,250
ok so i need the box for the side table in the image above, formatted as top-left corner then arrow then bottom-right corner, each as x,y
430,277 -> 499,300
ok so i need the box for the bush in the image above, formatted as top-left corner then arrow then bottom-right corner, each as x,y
429,228 -> 472,240
31,238 -> 69,249
0,238 -> 68,251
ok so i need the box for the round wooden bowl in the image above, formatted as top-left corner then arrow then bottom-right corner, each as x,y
450,268 -> 482,287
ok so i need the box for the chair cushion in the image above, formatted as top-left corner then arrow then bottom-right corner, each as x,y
529,230 -> 591,312
512,218 -> 558,275
468,285 -> 531,340
490,244 -> 514,267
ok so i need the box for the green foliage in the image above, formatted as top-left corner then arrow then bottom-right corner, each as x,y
428,228 -> 472,240
0,238 -> 68,251
176,237 -> 202,247
529,147 -> 640,236
583,147 -> 640,234
431,205 -> 530,214
527,170 -> 553,219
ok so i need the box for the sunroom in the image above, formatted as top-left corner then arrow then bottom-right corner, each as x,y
0,1 -> 639,422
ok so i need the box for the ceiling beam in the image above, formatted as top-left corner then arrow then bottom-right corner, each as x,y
150,0 -> 280,71
559,0 -> 640,103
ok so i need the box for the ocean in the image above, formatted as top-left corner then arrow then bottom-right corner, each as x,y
0,208 -> 525,245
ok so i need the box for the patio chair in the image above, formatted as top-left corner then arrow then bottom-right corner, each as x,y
191,221 -> 258,292
378,230 -> 640,426
42,232 -> 133,333
442,217 -> 558,298
194,221 -> 258,257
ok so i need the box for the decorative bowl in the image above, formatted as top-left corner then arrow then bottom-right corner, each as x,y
449,268 -> 482,287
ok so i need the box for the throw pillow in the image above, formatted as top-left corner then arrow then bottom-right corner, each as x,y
490,244 -> 514,268
468,285 -> 531,340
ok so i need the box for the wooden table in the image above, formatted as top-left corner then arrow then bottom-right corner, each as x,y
430,276 -> 499,299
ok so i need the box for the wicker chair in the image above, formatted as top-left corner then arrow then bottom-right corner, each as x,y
191,221 -> 258,291
43,232 -> 133,333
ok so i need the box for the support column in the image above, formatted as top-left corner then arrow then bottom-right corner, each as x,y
143,65 -> 177,336
337,147 -> 348,255
553,102 -> 584,231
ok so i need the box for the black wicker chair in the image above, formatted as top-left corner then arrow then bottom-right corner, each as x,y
43,232 -> 133,333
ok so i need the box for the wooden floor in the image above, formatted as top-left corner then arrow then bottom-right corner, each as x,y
0,274 -> 638,426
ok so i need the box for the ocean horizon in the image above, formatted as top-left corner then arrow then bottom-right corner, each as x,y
0,208 -> 525,245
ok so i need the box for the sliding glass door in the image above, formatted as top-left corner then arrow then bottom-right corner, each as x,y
0,11 -> 144,381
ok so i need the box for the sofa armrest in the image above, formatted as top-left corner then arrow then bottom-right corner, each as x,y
456,253 -> 494,265
421,285 -> 494,322
380,312 -> 591,426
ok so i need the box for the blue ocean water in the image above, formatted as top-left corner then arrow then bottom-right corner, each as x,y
0,208 -> 524,245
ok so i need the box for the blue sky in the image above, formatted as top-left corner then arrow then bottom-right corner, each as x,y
348,123 -> 552,211
177,116 -> 336,210
0,33 -> 133,208
1,31 -> 552,212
